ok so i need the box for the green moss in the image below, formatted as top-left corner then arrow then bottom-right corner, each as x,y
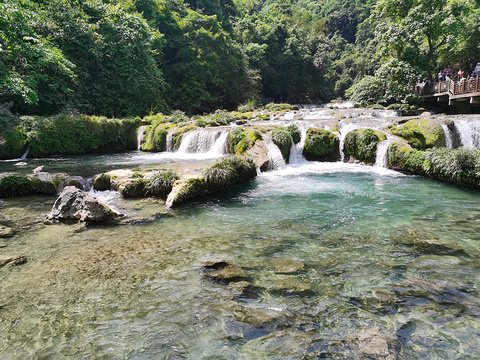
228,128 -> 247,154
175,178 -> 208,203
119,178 -> 148,198
171,125 -> 198,151
393,119 -> 445,148
302,129 -> 340,162
344,129 -> 386,164
391,127 -> 426,150
271,128 -> 293,163
0,175 -> 33,197
264,103 -> 295,112
93,173 -> 112,191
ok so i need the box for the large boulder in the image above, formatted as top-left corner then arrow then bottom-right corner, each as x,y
47,186 -> 123,224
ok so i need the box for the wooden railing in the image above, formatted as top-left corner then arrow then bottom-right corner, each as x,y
419,78 -> 480,98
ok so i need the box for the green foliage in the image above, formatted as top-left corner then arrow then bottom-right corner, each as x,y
145,170 -> 179,198
23,114 -> 140,157
345,76 -> 384,105
0,127 -> 28,160
264,103 -> 295,112
203,156 -> 257,190
344,129 -> 386,164
303,129 -> 340,161
0,175 -> 33,197
286,125 -> 301,144
195,110 -> 235,127
271,128 -> 293,163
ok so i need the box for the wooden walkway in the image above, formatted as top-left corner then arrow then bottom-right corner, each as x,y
417,78 -> 480,105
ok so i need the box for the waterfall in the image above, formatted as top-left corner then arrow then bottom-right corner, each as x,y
265,139 -> 286,170
176,128 -> 228,154
20,145 -> 30,160
166,127 -> 176,152
454,120 -> 480,149
439,123 -> 453,148
375,139 -> 393,168
137,125 -> 147,150
337,123 -> 363,162
289,125 -> 308,164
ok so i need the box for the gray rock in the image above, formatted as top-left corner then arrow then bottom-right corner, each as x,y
64,176 -> 89,191
0,255 -> 26,267
246,140 -> 270,172
47,186 -> 123,224
0,225 -> 15,238
355,326 -> 406,360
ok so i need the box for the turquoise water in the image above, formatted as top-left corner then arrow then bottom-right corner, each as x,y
1,161 -> 479,359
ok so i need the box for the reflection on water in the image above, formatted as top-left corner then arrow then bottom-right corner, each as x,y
1,162 -> 480,359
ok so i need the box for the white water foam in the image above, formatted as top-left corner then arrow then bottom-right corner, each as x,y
454,120 -> 480,149
439,123 -> 453,148
374,139 -> 394,168
136,125 -> 148,150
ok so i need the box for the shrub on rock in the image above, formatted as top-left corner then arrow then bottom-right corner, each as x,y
344,129 -> 386,164
271,128 -> 293,163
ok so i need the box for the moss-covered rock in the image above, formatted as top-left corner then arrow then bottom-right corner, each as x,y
344,129 -> 386,164
144,170 -> 179,199
166,177 -> 208,208
141,123 -> 172,152
0,175 -> 33,197
303,129 -> 340,162
391,119 -> 445,149
93,173 -> 112,191
271,128 -> 293,163
388,144 -> 480,188
117,178 -> 148,198
227,128 -> 262,155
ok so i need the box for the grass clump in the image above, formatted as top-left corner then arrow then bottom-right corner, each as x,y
145,170 -> 179,198
271,128 -> 293,163
203,156 -> 257,191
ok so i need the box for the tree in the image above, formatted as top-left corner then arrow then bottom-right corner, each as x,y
0,0 -> 75,114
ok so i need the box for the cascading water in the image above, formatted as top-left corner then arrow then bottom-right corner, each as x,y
136,125 -> 147,150
166,127 -> 176,152
374,138 -> 394,168
289,124 -> 308,164
265,138 -> 286,170
337,123 -> 363,162
439,122 -> 453,148
20,145 -> 30,160
454,120 -> 480,149
177,128 -> 228,155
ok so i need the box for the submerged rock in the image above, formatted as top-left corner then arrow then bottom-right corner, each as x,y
0,255 -> 26,267
269,258 -> 305,274
394,229 -> 468,256
47,186 -> 123,224
203,260 -> 249,283
354,326 -> 406,360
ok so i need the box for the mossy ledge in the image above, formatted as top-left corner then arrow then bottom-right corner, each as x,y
166,156 -> 257,208
302,129 -> 340,162
388,144 -> 480,188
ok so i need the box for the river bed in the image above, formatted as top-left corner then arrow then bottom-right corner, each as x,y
1,160 -> 480,359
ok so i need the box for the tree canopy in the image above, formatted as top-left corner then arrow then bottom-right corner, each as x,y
1,0 -> 479,116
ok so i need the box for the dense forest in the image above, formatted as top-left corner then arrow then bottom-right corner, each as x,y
1,0 -> 479,117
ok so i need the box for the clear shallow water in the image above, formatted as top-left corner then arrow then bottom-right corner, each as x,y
1,162 -> 480,359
